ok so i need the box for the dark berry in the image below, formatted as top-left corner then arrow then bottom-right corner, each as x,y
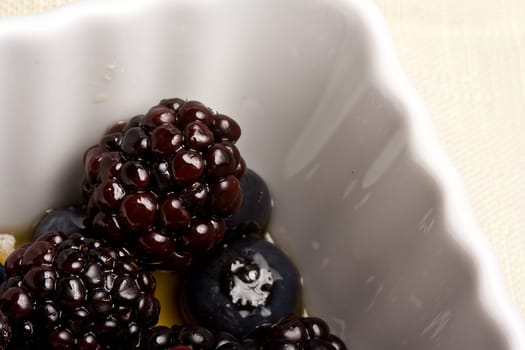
178,100 -> 214,127
178,326 -> 215,349
326,335 -> 347,350
248,315 -> 347,350
143,106 -> 177,129
222,143 -> 246,179
82,98 -> 245,270
0,266 -> 5,287
97,151 -> 124,180
209,175 -> 242,216
181,219 -> 223,253
212,114 -> 241,143
139,325 -> 241,350
0,287 -> 33,322
120,161 -> 151,191
121,127 -> 150,158
151,125 -> 183,157
159,197 -> 191,231
255,315 -> 346,350
185,237 -> 301,337
4,245 -> 29,276
83,146 -> 104,183
118,193 -> 157,232
0,231 -> 160,349
123,115 -> 145,131
77,332 -> 102,350
159,97 -> 185,111
22,266 -> 56,299
171,150 -> 205,184
302,317 -> 330,340
92,212 -> 125,242
225,169 -> 272,240
0,312 -> 12,350
93,179 -> 126,211
270,314 -> 307,342
48,327 -> 74,349
140,325 -> 172,350
100,132 -> 122,151
139,316 -> 348,350
21,240 -> 56,268
206,144 -> 237,180
33,205 -> 87,240
179,182 -> 209,208
184,121 -> 215,151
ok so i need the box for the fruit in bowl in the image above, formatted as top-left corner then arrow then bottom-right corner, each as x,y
0,98 -> 347,350
1,1 -> 524,349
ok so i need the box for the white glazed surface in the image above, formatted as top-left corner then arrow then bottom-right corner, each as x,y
0,0 -> 524,349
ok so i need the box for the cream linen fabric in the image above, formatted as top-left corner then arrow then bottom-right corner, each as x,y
0,0 -> 72,16
1,0 -> 525,318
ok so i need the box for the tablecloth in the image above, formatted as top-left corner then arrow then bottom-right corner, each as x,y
2,0 -> 525,319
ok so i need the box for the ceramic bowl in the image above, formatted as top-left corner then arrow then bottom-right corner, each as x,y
0,0 -> 524,348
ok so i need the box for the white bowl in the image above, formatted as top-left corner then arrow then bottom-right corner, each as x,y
1,0 -> 524,348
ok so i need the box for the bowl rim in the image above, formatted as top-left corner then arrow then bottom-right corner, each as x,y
347,0 -> 525,347
0,0 -> 524,347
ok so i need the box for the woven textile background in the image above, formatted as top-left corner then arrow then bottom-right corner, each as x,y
2,0 -> 525,319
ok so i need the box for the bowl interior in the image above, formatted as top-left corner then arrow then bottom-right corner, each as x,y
0,0 -> 509,349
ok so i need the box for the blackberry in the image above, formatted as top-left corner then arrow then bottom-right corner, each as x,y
83,98 -> 245,270
139,315 -> 348,350
248,314 -> 348,350
139,324 -> 244,350
0,231 -> 160,350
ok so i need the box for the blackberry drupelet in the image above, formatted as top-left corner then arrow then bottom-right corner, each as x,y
83,98 -> 245,270
0,312 -> 11,350
0,231 -> 160,350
